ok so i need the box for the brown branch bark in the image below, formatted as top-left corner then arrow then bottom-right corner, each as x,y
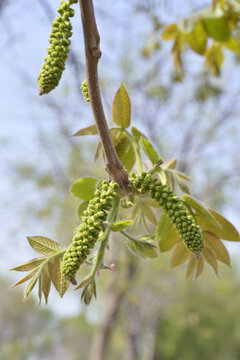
78,0 -> 129,188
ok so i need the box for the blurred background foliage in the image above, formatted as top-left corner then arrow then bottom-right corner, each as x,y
1,0 -> 240,359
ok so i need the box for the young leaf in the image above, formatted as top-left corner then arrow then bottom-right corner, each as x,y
10,266 -> 42,288
10,257 -> 46,272
161,158 -> 177,170
71,177 -> 98,201
202,247 -> 218,276
109,220 -> 133,232
157,212 -> 181,252
140,137 -> 159,164
24,267 -> 43,300
131,126 -> 147,142
95,141 -> 102,161
115,134 -> 136,171
112,82 -> 131,128
78,201 -> 89,219
142,203 -> 157,225
126,237 -> 158,259
202,15 -> 231,42
27,236 -> 62,256
208,209 -> 240,241
185,256 -> 197,279
222,37 -> 240,55
171,242 -> 191,268
195,256 -> 204,279
183,196 -> 221,231
203,231 -> 230,266
184,21 -> 207,55
204,42 -> 224,76
71,125 -> 98,137
50,256 -> 69,298
39,264 -> 51,304
162,24 -> 178,40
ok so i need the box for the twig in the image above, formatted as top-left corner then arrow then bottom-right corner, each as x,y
78,0 -> 129,188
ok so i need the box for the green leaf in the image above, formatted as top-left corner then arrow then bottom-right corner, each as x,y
142,203 -> 157,225
171,242 -> 191,268
50,256 -> 69,298
204,42 -> 224,77
131,126 -> 147,142
185,256 -> 197,279
10,266 -> 42,288
39,264 -> 51,304
161,158 -> 177,170
195,256 -> 204,279
71,177 -> 98,201
95,141 -> 102,161
202,247 -> 218,276
203,15 -> 231,42
10,257 -> 46,272
203,231 -> 230,266
184,21 -> 207,55
208,209 -> 240,241
128,240 -> 158,259
222,37 -> 240,54
78,201 -> 89,219
157,212 -> 181,252
158,168 -> 167,185
112,82 -> 131,128
140,137 -> 159,165
162,24 -> 178,40
71,125 -> 98,137
27,236 -> 62,256
175,174 -> 190,194
109,220 -> 133,232
115,134 -> 136,171
183,196 -> 221,231
24,267 -> 43,300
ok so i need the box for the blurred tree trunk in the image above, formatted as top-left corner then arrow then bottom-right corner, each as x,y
90,258 -> 136,360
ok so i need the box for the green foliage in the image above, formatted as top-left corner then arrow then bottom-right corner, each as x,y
37,0 -> 78,94
161,1 -> 240,76
112,82 -> 131,128
71,177 -> 98,201
10,237 -> 68,303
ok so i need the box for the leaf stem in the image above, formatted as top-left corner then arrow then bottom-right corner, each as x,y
120,230 -> 137,242
78,0 -> 129,188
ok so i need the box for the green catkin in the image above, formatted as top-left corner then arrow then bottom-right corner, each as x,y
130,172 -> 204,256
81,80 -> 90,102
37,0 -> 78,95
61,181 -> 120,282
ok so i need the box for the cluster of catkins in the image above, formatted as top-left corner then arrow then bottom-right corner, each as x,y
61,180 -> 119,282
81,80 -> 90,102
131,172 -> 204,256
38,0 -> 78,95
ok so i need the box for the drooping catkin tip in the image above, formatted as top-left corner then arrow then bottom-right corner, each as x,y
194,253 -> 201,260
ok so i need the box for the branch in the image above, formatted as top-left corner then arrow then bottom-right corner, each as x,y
78,0 -> 129,188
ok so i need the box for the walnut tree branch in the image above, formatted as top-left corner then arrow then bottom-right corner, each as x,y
79,0 -> 129,188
